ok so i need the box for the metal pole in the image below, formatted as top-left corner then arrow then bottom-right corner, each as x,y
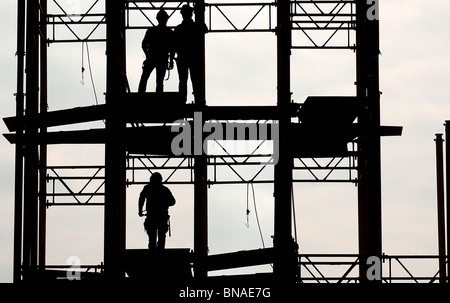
23,0 -> 40,276
445,120 -> 450,282
193,0 -> 208,278
274,0 -> 295,282
435,134 -> 446,283
356,0 -> 382,283
104,0 -> 127,280
38,0 -> 48,270
13,0 -> 26,283
195,0 -> 206,107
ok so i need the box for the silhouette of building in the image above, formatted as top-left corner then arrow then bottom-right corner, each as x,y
4,0 -> 448,290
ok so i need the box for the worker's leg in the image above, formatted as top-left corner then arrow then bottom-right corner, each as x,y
155,64 -> 167,94
189,60 -> 203,104
177,59 -> 188,102
156,215 -> 169,251
138,59 -> 155,93
144,218 -> 157,250
148,228 -> 157,250
157,228 -> 166,251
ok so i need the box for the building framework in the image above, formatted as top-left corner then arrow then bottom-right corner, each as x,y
4,0 -> 448,284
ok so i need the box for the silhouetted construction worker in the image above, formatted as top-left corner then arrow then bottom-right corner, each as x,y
138,9 -> 174,94
138,172 -> 176,251
174,5 -> 208,103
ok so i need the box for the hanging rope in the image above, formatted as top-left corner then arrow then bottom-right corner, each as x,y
246,183 -> 266,249
81,41 -> 99,106
165,65 -> 171,81
80,42 -> 85,85
245,183 -> 252,228
291,186 -> 298,243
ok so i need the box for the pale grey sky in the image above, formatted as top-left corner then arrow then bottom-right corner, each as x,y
1,0 -> 450,282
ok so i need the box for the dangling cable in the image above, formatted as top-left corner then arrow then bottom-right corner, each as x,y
165,57 -> 174,81
165,67 -> 171,81
246,183 -> 266,249
245,183 -> 250,228
292,186 -> 298,243
251,183 -> 266,249
85,41 -> 99,106
81,41 -> 99,106
80,42 -> 85,85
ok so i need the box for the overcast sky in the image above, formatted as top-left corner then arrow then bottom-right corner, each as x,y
1,0 -> 450,283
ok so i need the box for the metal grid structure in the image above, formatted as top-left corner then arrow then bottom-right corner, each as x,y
6,0 -> 448,285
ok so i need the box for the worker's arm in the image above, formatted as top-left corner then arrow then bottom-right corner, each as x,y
138,189 -> 146,217
166,188 -> 176,207
141,29 -> 151,55
164,187 -> 175,206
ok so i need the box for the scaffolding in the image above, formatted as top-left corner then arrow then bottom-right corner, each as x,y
6,0 -> 448,285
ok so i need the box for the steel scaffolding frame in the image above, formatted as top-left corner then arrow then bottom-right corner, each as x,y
46,0 -> 355,48
299,254 -> 447,283
11,0 -> 443,285
44,150 -> 358,208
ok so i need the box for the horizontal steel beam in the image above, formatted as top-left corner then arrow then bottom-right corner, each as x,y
3,104 -> 106,132
3,96 -> 301,132
3,95 -> 403,135
206,248 -> 275,271
4,124 -> 402,147
126,179 -> 357,186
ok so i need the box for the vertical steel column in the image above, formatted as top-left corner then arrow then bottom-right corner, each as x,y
445,120 -> 450,282
38,0 -> 48,270
356,0 -> 382,282
193,0 -> 208,278
273,0 -> 295,282
23,0 -> 40,276
104,0 -> 127,280
13,0 -> 26,283
195,0 -> 206,107
435,134 -> 446,283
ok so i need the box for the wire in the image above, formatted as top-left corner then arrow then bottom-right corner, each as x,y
165,67 -> 171,81
80,42 -> 85,85
246,183 -> 251,227
246,183 -> 266,249
81,41 -> 99,106
291,186 -> 298,243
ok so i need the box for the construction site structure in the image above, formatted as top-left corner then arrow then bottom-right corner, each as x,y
4,0 -> 449,286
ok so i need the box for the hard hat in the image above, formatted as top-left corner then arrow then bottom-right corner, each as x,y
156,9 -> 169,21
150,172 -> 163,184
180,5 -> 193,16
